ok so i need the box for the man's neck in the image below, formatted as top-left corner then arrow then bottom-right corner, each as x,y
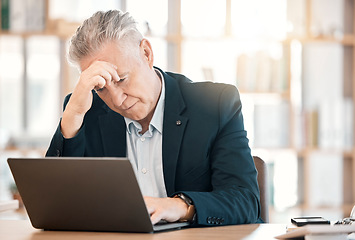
138,115 -> 152,134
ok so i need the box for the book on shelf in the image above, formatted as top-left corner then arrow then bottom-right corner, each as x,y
236,49 -> 288,93
318,100 -> 344,149
304,110 -> 318,148
1,0 -> 45,32
343,98 -> 353,150
1,0 -> 10,30
301,98 -> 353,149
253,102 -> 290,148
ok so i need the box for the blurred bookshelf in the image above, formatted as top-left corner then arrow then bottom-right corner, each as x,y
0,0 -> 354,223
178,0 -> 355,222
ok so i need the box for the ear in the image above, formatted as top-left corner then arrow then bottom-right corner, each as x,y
139,38 -> 154,68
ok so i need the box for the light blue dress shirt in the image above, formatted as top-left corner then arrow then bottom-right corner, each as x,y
124,70 -> 167,198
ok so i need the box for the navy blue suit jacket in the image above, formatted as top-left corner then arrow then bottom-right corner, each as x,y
46,68 -> 262,225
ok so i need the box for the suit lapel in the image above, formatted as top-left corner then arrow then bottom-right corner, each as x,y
98,107 -> 127,157
161,71 -> 188,196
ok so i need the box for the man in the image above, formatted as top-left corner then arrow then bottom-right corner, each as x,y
46,10 -> 262,225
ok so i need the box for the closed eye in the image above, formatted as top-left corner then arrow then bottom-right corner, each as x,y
113,78 -> 126,84
95,87 -> 105,92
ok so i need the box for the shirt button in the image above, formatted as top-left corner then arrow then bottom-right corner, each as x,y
140,137 -> 145,142
141,168 -> 147,174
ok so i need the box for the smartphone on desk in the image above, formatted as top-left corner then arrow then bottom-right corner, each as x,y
291,216 -> 330,227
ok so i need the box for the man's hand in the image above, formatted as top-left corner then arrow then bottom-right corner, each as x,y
144,196 -> 188,225
61,61 -> 119,138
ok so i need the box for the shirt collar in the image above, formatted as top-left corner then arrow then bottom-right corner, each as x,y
124,69 -> 165,135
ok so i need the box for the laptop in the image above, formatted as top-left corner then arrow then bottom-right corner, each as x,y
7,157 -> 190,233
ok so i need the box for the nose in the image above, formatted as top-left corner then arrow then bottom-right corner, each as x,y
107,85 -> 127,107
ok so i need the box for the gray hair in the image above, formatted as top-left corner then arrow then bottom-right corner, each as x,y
68,10 -> 143,66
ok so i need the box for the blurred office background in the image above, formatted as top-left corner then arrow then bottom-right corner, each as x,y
0,0 -> 354,223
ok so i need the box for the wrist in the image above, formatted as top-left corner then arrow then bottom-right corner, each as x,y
173,193 -> 196,222
61,110 -> 84,139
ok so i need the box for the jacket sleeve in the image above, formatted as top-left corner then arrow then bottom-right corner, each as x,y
45,94 -> 87,157
178,85 -> 262,225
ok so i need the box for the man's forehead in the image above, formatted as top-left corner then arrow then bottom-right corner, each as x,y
78,42 -> 124,68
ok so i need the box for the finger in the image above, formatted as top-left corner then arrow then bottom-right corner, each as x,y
105,64 -> 120,82
96,69 -> 112,86
146,205 -> 155,215
96,61 -> 120,83
150,211 -> 163,225
144,197 -> 154,214
92,75 -> 106,91
143,196 -> 164,224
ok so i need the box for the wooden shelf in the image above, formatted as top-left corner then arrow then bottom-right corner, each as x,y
0,19 -> 79,39
297,149 -> 353,157
239,91 -> 290,98
283,34 -> 355,46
